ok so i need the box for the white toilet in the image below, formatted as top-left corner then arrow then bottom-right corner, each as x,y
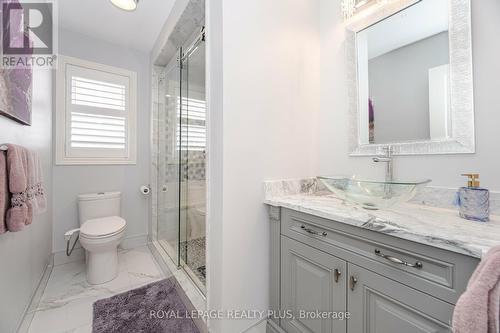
78,192 -> 126,285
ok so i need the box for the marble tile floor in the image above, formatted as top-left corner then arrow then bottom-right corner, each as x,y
26,246 -> 169,333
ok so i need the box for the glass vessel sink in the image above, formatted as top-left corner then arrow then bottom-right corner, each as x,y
317,176 -> 431,210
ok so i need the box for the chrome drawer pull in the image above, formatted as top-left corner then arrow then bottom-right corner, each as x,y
300,225 -> 327,237
334,269 -> 341,283
374,249 -> 423,269
349,276 -> 358,291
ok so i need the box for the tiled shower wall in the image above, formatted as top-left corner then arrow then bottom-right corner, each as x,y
150,65 -> 206,244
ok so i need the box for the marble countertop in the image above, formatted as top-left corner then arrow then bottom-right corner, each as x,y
265,189 -> 500,259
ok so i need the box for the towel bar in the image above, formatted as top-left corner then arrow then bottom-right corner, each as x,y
0,145 -> 7,151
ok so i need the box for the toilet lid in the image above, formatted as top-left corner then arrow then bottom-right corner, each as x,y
80,216 -> 126,238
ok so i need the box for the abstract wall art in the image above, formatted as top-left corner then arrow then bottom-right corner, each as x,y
0,67 -> 32,125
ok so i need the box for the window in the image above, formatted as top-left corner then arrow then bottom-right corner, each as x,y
56,56 -> 137,164
176,96 -> 207,152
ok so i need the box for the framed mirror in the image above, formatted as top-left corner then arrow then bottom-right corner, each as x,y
347,0 -> 474,155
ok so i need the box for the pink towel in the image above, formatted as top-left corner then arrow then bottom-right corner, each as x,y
3,144 -> 46,233
453,246 -> 500,333
26,147 -> 46,213
0,152 -> 7,234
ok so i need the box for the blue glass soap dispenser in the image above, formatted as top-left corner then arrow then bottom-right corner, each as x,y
457,174 -> 490,222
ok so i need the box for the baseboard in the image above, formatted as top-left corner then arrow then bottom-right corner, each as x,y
16,256 -> 54,333
120,234 -> 148,250
53,234 -> 149,266
53,247 -> 85,266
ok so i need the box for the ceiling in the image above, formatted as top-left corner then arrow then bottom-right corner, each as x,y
58,0 -> 175,52
363,0 -> 448,59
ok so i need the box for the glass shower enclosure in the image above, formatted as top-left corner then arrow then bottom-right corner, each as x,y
156,29 -> 206,293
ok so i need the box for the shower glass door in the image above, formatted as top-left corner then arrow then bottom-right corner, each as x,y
156,32 -> 206,294
179,40 -> 206,293
157,54 -> 182,266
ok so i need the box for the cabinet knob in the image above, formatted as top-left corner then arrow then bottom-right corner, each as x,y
349,276 -> 358,291
334,269 -> 342,283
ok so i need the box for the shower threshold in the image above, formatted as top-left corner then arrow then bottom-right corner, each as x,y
152,239 -> 207,298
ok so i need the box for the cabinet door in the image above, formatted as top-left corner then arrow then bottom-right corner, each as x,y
281,236 -> 347,333
347,264 -> 454,333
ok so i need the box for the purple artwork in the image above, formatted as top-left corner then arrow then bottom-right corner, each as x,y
0,0 -> 33,125
0,68 -> 32,125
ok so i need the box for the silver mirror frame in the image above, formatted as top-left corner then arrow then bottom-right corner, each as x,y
347,0 -> 474,156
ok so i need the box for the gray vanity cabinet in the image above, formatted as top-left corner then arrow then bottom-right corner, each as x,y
347,264 -> 453,333
281,237 -> 347,333
267,207 -> 479,333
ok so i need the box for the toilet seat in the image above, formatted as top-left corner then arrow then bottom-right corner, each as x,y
80,216 -> 126,239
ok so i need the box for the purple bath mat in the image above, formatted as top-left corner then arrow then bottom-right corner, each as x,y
93,278 -> 201,333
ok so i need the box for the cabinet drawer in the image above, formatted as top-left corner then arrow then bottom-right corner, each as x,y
281,208 -> 479,304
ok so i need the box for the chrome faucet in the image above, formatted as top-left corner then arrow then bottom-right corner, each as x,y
372,146 -> 394,182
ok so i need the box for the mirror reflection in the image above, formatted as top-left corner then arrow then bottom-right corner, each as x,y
357,0 -> 450,145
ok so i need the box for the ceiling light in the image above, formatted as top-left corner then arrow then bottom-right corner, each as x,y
110,0 -> 139,12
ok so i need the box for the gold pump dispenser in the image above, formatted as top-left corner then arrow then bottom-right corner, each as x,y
462,174 -> 480,187
458,173 -> 489,222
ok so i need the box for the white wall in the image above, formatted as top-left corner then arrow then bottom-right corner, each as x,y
0,68 -> 53,333
206,0 -> 320,332
52,29 -> 151,253
319,0 -> 500,191
369,32 -> 449,143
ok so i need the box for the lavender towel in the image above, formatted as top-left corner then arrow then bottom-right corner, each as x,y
453,246 -> 500,333
3,144 -> 46,233
0,152 -> 7,234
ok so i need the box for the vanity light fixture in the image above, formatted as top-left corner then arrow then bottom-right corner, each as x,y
110,0 -> 139,11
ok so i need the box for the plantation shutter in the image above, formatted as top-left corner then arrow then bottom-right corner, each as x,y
64,63 -> 135,161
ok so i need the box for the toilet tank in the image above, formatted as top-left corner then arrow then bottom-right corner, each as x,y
78,192 -> 121,225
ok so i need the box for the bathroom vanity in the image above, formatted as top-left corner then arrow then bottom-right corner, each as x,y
264,180 -> 500,333
264,0 -> 487,331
